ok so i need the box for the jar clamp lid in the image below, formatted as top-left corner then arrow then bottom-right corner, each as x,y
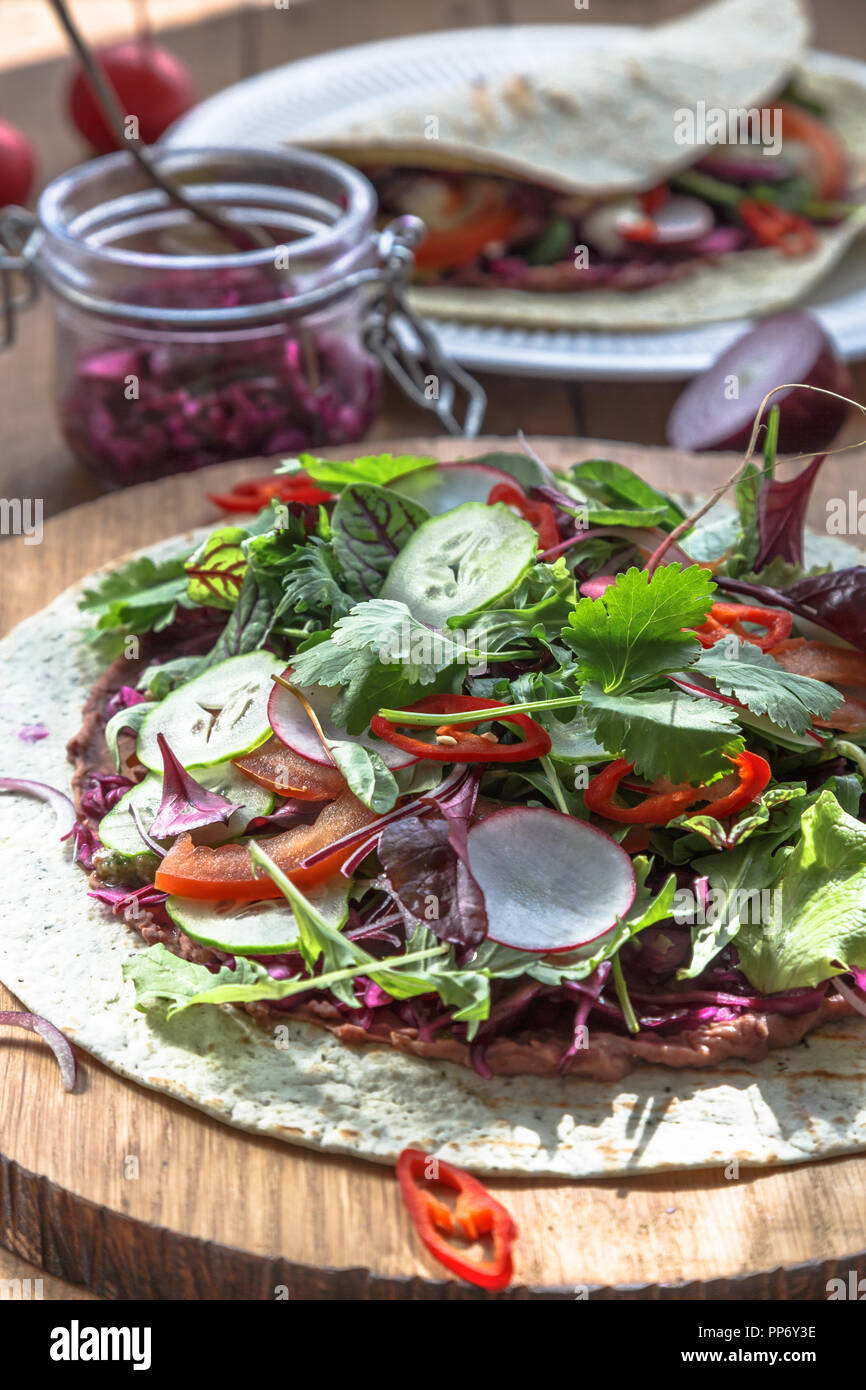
0,153 -> 487,438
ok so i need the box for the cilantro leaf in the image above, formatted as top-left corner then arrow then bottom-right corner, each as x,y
580,681 -> 744,783
277,538 -> 355,626
693,641 -> 840,734
562,564 -> 715,693
290,599 -> 466,732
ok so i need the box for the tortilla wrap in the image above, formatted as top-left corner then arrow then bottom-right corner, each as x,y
1,521 -> 866,1178
302,0 -> 810,196
295,0 -> 866,330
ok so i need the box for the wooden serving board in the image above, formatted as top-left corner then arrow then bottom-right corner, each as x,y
2,436 -> 866,1301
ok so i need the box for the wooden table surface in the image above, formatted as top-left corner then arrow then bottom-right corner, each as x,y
2,0 -> 866,1302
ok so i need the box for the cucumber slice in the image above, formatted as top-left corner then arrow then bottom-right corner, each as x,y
166,876 -> 352,955
99,767 -> 275,858
137,651 -> 283,772
380,502 -> 537,628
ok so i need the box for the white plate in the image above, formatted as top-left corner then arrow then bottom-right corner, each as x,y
165,25 -> 866,381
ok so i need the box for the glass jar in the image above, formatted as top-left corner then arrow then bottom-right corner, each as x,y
32,147 -> 384,488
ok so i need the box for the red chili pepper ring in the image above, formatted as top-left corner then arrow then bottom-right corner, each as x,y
371,694 -> 551,764
396,1148 -> 517,1290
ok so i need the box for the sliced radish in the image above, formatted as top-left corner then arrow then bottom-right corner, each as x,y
466,807 -> 635,954
669,672 -> 824,748
388,461 -> 517,515
268,672 -> 417,771
648,195 -> 715,246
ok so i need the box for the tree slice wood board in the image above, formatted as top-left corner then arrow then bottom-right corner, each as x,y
1,436 -> 865,1302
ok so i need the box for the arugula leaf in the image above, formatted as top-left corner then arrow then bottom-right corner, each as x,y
184,527 -> 247,610
123,938 -> 449,1017
528,862 -> 678,986
693,641 -> 840,734
724,460 -> 761,576
79,553 -> 193,658
281,452 -> 436,490
568,458 -> 685,531
331,484 -> 429,598
581,681 -> 744,783
290,599 -> 465,733
562,564 -> 715,693
735,790 -> 866,993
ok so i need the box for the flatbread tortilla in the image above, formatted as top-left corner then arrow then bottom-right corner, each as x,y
1,524 -> 866,1177
294,0 -> 866,330
302,0 -> 810,197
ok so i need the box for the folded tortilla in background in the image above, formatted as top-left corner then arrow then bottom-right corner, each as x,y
296,0 -> 866,330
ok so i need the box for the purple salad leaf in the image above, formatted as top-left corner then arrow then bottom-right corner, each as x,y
149,733 -> 240,838
754,453 -> 826,571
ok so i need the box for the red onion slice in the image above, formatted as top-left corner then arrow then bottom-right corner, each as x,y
0,776 -> 77,838
0,1011 -> 77,1091
834,975 -> 866,1019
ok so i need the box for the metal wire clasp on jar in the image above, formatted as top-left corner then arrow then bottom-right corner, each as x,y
0,146 -> 486,489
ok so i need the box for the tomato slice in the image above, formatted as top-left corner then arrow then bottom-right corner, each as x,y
814,694 -> 866,733
411,179 -> 523,272
780,101 -> 848,202
769,638 -> 866,686
154,790 -> 377,900
234,737 -> 346,800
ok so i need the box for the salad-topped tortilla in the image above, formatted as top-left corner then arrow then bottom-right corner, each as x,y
297,0 -> 866,329
3,436 -> 866,1176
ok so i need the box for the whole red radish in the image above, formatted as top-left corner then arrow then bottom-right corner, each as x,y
0,119 -> 35,206
68,40 -> 195,152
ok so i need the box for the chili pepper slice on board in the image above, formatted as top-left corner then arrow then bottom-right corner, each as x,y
396,1149 -> 516,1291
209,474 -> 334,512
584,752 -> 770,826
486,481 -> 560,550
371,694 -> 551,764
693,601 -> 793,652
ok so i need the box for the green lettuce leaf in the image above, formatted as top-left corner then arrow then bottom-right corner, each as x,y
567,458 -> 685,531
735,790 -> 866,993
